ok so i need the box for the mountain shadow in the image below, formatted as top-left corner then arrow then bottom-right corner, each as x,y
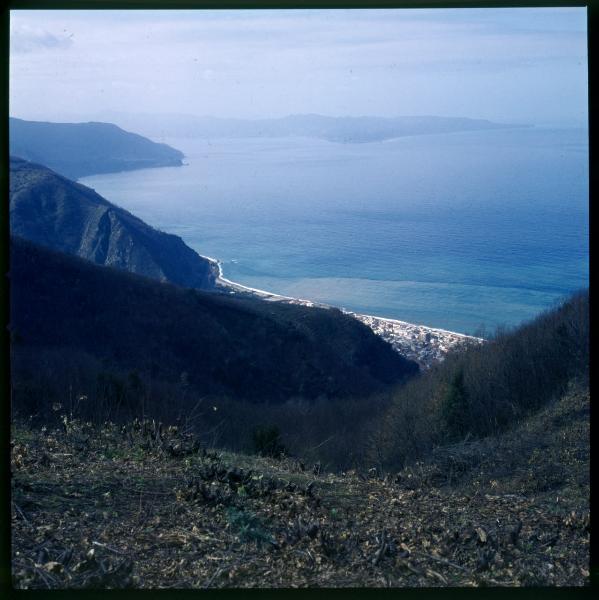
10,236 -> 419,408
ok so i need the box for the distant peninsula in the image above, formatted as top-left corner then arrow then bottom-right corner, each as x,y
9,117 -> 185,179
96,111 -> 531,143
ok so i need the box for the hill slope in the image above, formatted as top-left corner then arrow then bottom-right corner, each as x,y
368,289 -> 589,470
9,157 -> 216,289
10,380 -> 588,588
9,117 -> 184,179
9,237 -> 418,406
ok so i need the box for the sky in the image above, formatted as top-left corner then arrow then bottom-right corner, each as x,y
9,8 -> 588,126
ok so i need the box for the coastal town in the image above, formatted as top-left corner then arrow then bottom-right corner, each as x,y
213,265 -> 484,369
348,312 -> 484,369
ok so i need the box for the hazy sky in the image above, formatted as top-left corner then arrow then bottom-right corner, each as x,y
10,8 -> 588,126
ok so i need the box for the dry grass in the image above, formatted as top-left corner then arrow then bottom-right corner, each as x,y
11,383 -> 589,588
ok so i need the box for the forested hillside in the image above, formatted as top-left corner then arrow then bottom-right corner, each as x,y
367,290 -> 589,470
10,236 -> 418,417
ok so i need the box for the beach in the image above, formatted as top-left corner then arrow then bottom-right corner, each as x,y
205,255 -> 484,369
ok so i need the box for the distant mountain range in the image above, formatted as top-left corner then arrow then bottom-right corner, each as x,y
10,236 -> 418,403
9,157 -> 216,289
9,117 -> 184,179
95,111 -> 530,143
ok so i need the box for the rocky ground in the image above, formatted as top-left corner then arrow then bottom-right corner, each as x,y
11,383 -> 589,589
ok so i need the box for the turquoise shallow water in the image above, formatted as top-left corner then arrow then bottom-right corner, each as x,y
80,127 -> 588,335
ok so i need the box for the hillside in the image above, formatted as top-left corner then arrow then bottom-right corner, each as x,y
9,157 -> 216,289
10,237 -> 418,410
10,380 -> 589,588
368,289 -> 589,470
9,117 -> 184,179
96,112 -> 528,143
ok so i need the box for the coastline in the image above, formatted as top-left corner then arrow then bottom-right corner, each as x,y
202,254 -> 484,369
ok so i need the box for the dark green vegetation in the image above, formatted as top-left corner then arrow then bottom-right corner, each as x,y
10,237 -> 418,414
9,117 -> 184,179
10,157 -> 216,289
252,425 -> 287,458
368,289 -> 589,470
10,231 -> 588,473
11,381 -> 589,588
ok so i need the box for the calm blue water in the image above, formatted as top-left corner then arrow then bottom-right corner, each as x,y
80,127 -> 588,335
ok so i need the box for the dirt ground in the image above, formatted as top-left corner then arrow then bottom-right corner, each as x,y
11,385 -> 589,588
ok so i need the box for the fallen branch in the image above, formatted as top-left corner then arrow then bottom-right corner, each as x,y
92,541 -> 125,555
412,551 -> 471,574
13,502 -> 31,526
372,529 -> 388,566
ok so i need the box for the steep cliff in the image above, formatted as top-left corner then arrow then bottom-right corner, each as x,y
9,157 -> 217,289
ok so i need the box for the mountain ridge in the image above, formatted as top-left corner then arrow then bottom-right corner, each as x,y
9,117 -> 185,179
9,156 -> 217,289
92,111 -> 531,143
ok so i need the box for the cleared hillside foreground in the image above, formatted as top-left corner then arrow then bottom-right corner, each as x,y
11,380 -> 588,588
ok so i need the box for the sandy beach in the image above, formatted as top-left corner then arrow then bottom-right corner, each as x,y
203,255 -> 484,369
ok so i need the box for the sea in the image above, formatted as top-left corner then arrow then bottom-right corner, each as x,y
80,126 -> 589,336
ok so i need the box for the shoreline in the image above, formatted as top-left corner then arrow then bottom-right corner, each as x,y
202,254 -> 484,369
